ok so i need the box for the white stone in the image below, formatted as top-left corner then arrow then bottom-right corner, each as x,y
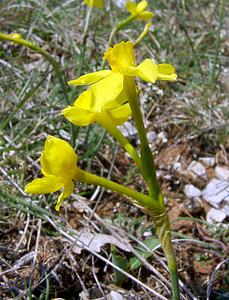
118,121 -> 137,138
172,162 -> 183,173
215,166 -> 229,181
109,291 -> 124,300
184,184 -> 202,198
221,203 -> 229,216
199,157 -> 216,167
147,131 -> 157,143
207,208 -> 227,223
187,161 -> 208,180
202,179 -> 229,207
157,131 -> 168,144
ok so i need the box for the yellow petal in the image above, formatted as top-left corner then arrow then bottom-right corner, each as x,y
103,41 -> 135,72
103,87 -> 128,110
55,180 -> 74,211
40,136 -> 77,177
74,90 -> 93,111
124,59 -> 158,82
125,1 -> 137,14
137,1 -> 148,13
90,73 -> 124,110
107,103 -> 132,126
68,70 -> 112,86
84,0 -> 104,9
62,106 -> 95,126
24,176 -> 64,194
138,11 -> 154,20
157,64 -> 177,81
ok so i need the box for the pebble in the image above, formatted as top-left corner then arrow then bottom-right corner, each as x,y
184,184 -> 202,198
108,291 -> 124,300
187,161 -> 208,180
202,178 -> 229,207
147,131 -> 157,143
119,121 -> 137,138
207,208 -> 227,223
199,157 -> 216,167
215,166 -> 229,181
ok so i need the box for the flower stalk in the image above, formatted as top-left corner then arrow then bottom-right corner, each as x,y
97,113 -> 142,171
124,76 -> 180,299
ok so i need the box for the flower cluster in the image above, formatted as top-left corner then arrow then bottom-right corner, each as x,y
25,1 -> 176,211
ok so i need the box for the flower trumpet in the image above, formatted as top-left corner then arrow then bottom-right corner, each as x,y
68,41 -> 177,105
25,136 -> 78,211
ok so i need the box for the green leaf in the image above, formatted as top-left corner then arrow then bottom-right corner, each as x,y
130,237 -> 159,270
111,246 -> 129,286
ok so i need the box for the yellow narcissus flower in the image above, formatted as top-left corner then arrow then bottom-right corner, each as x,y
24,136 -> 78,211
68,41 -> 177,105
126,1 -> 154,21
62,87 -> 131,126
84,0 -> 103,9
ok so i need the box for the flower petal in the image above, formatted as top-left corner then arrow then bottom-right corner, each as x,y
103,41 -> 135,71
68,70 -> 112,86
107,103 -> 132,126
137,1 -> 148,13
138,11 -> 154,20
55,180 -> 74,211
124,59 -> 158,82
157,64 -> 177,81
90,73 -> 124,109
74,90 -> 93,111
125,1 -> 137,14
25,176 -> 64,194
62,106 -> 95,126
41,136 -> 77,177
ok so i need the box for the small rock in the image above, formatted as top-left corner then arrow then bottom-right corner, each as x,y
172,162 -> 183,173
187,161 -> 208,180
221,203 -> 229,216
119,121 -> 137,138
202,179 -> 229,207
215,166 -> 229,181
199,157 -> 216,167
207,208 -> 227,223
147,131 -> 157,143
157,131 -> 168,145
184,184 -> 202,198
108,291 -> 124,300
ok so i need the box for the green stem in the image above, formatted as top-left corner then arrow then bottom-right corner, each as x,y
124,76 -> 180,299
97,113 -> 142,171
124,76 -> 160,201
149,207 -> 180,300
75,168 -> 160,213
0,33 -> 69,104
0,32 -> 78,146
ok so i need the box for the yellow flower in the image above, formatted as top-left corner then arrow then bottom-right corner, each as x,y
62,88 -> 131,126
83,0 -> 103,9
24,136 -> 77,211
125,1 -> 154,21
68,41 -> 177,105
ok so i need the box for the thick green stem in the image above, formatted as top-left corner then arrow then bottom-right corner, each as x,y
149,207 -> 180,300
97,114 -> 142,172
125,76 -> 180,299
75,168 -> 161,213
124,76 -> 160,201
